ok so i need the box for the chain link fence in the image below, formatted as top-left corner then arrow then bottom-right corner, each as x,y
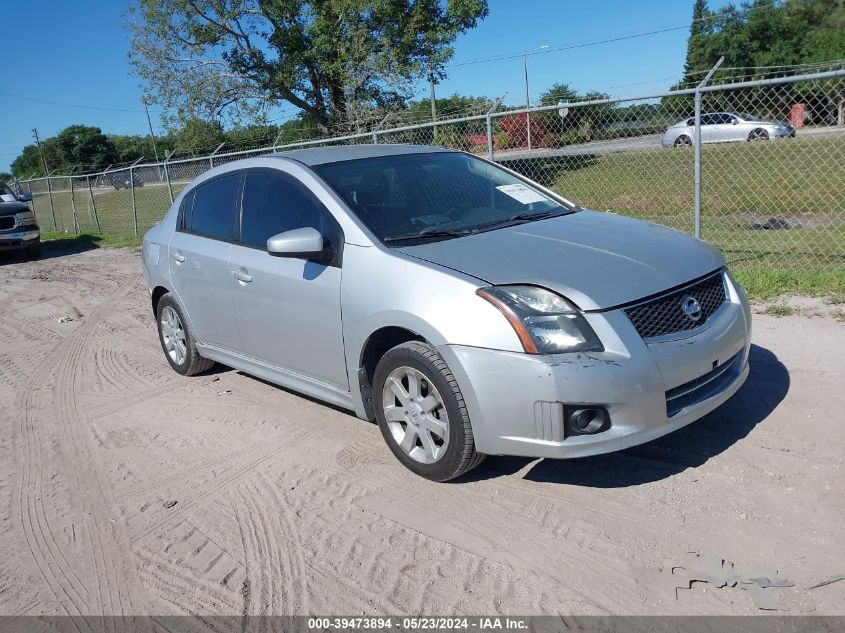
15,70 -> 845,276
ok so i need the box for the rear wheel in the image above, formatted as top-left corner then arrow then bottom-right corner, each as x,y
748,128 -> 769,141
674,135 -> 692,147
373,341 -> 484,481
156,294 -> 214,376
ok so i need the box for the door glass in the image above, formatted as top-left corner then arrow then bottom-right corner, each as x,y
189,174 -> 241,241
700,114 -> 716,125
240,171 -> 336,249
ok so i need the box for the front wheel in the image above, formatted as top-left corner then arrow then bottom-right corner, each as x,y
373,341 -> 485,481
748,128 -> 769,141
26,239 -> 42,258
674,135 -> 692,147
156,294 -> 214,376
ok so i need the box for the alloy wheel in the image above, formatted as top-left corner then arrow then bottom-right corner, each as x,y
160,305 -> 187,366
381,366 -> 450,464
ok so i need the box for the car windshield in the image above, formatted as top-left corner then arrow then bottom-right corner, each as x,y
313,151 -> 575,243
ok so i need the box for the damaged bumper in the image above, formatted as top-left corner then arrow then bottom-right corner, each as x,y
437,274 -> 751,458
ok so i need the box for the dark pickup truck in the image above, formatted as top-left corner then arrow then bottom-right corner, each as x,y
0,181 -> 40,257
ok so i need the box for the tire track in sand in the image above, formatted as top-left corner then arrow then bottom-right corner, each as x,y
232,471 -> 310,615
13,289 -> 148,620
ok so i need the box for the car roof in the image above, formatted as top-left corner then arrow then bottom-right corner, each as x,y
269,144 -> 453,166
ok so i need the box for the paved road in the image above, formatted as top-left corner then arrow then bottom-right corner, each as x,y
496,125 -> 845,161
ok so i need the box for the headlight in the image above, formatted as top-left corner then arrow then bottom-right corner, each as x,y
477,285 -> 603,354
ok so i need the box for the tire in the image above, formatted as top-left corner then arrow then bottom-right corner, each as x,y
748,128 -> 769,141
155,294 -> 214,376
674,135 -> 692,147
373,341 -> 485,481
26,239 -> 41,258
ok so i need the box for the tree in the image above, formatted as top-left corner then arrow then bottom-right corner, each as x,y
0,172 -> 12,183
173,118 -> 225,155
54,125 -> 118,172
128,0 -> 489,131
682,0 -> 712,86
10,146 -> 45,178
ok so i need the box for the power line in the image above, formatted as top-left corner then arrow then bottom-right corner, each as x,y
0,90 -> 149,113
447,2 -> 774,68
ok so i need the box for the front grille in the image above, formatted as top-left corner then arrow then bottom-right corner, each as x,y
625,272 -> 726,339
666,350 -> 743,417
0,217 -> 14,231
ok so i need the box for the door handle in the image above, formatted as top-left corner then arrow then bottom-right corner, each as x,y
232,270 -> 253,283
172,253 -> 186,263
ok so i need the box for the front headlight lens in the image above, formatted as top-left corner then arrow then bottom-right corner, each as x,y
477,285 -> 603,354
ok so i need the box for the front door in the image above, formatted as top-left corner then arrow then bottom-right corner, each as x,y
228,169 -> 348,390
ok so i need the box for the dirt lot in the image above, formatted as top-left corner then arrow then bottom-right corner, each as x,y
0,244 -> 843,617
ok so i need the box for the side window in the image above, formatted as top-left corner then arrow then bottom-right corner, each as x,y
189,174 -> 241,241
240,171 -> 338,249
700,114 -> 716,125
179,190 -> 195,230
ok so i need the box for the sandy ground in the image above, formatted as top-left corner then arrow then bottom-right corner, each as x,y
0,244 -> 843,618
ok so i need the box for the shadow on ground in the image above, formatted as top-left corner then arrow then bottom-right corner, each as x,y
466,344 -> 789,487
0,234 -> 102,265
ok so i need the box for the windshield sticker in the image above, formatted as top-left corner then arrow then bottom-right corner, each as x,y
0,194 -> 17,203
495,184 -> 549,204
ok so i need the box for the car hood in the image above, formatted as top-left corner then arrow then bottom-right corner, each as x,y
0,200 -> 30,217
394,210 -> 725,311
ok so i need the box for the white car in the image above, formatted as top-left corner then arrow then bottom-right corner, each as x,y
662,112 -> 795,147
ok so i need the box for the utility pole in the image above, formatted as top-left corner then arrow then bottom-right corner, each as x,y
32,128 -> 57,229
522,45 -> 547,151
32,128 -> 49,177
143,100 -> 161,180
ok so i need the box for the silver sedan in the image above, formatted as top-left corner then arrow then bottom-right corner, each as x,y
142,145 -> 751,481
661,112 -> 795,147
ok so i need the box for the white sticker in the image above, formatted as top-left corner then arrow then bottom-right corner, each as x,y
495,184 -> 549,204
0,194 -> 16,203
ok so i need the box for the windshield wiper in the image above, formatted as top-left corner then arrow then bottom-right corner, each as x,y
383,227 -> 472,243
472,210 -> 569,233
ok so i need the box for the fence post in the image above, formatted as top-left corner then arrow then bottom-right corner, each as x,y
164,150 -> 175,203
694,57 -> 724,239
45,174 -> 57,230
209,142 -> 225,169
86,175 -> 101,235
486,114 -> 493,161
130,166 -> 138,237
69,176 -> 80,234
485,93 -> 506,162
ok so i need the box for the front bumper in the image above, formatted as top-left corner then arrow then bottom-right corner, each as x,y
438,271 -> 752,458
0,227 -> 39,251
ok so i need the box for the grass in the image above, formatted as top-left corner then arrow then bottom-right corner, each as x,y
761,304 -> 796,317
40,229 -> 141,249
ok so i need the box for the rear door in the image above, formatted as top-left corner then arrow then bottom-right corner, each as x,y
169,173 -> 243,351
228,169 -> 348,389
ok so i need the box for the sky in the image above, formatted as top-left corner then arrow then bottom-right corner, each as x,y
0,0 -> 731,173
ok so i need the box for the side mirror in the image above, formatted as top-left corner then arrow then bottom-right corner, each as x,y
732,119 -> 739,125
267,226 -> 333,262
17,192 -> 33,202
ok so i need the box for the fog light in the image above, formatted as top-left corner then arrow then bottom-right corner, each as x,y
567,407 -> 610,436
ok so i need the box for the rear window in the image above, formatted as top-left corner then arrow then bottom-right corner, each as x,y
189,174 -> 241,241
